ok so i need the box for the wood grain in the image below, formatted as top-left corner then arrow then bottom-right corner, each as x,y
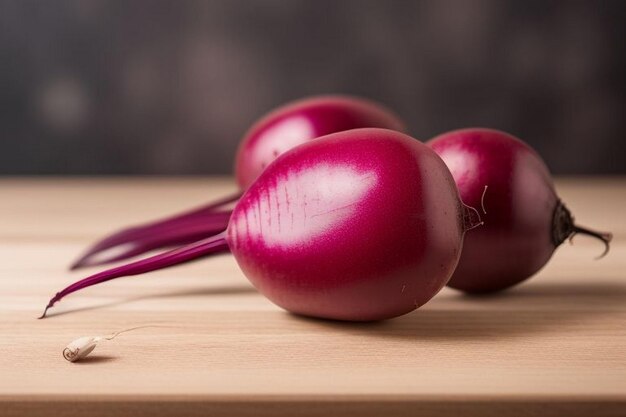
1,177 -> 624,417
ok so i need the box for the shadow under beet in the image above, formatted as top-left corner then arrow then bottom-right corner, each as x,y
42,278 -> 625,343
293,280 -> 626,342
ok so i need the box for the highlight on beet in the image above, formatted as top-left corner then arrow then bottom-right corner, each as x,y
42,128 -> 482,321
70,95 -> 406,270
427,128 -> 612,294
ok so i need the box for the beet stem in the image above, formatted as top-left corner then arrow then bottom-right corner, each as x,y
571,224 -> 613,259
71,212 -> 232,269
40,231 -> 230,319
551,200 -> 612,258
70,191 -> 241,270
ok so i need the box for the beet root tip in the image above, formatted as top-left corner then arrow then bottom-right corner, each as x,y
38,304 -> 52,319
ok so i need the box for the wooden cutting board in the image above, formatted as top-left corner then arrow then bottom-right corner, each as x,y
1,177 -> 624,417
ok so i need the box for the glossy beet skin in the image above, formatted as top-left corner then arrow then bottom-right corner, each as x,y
428,128 -> 612,293
71,95 -> 406,270
42,129 -> 477,321
235,95 -> 407,188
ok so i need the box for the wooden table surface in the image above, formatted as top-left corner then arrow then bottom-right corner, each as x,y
1,177 -> 624,417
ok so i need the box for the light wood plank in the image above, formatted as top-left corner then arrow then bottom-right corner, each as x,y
1,177 -> 624,416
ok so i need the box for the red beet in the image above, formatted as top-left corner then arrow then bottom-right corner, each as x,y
42,129 -> 481,321
428,128 -> 612,293
71,95 -> 406,270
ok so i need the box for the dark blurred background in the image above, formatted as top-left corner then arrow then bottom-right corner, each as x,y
1,0 -> 624,175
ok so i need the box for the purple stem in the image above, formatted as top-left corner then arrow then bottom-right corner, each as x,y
82,217 -> 231,267
41,231 -> 230,319
70,191 -> 241,270
72,211 -> 232,268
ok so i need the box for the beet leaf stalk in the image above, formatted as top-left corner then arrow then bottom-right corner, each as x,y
41,232 -> 230,319
70,192 -> 240,270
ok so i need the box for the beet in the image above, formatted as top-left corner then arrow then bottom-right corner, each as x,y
428,128 -> 612,293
